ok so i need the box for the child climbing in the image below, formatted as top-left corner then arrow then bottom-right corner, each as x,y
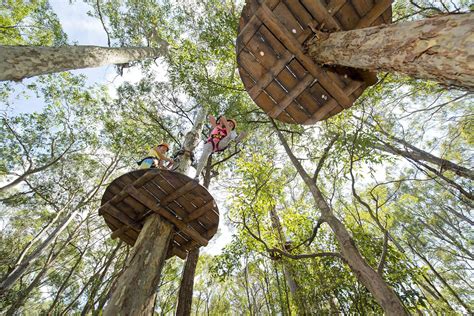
194,115 -> 238,179
137,143 -> 174,169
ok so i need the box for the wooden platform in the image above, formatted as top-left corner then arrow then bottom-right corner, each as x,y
237,0 -> 392,124
99,169 -> 219,259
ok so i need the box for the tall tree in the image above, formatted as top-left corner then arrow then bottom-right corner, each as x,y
0,44 -> 168,82
308,13 -> 474,89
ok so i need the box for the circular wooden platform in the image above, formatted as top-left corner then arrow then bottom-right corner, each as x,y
99,169 -> 219,259
237,0 -> 392,124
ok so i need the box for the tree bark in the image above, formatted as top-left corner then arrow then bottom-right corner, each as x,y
176,247 -> 200,316
374,141 -> 474,181
269,207 -> 306,312
272,120 -> 408,316
0,44 -> 168,82
103,213 -> 173,316
175,107 -> 208,316
307,13 -> 474,90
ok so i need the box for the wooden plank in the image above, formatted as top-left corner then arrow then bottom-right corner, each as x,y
265,80 -> 309,122
238,67 -> 256,89
159,180 -> 198,205
238,49 -> 268,86
304,80 -> 363,124
169,246 -> 187,260
301,0 -> 342,30
100,203 -> 141,231
156,175 -> 210,222
327,0 -> 347,16
237,0 -> 281,53
268,74 -> 314,118
247,31 -> 280,70
133,170 -> 160,187
247,51 -> 293,100
255,90 -> 296,124
351,0 -> 374,18
335,2 -> 360,29
356,0 -> 393,28
283,0 -> 314,28
256,4 -> 352,108
126,185 -> 208,247
184,200 -> 216,223
237,14 -> 262,53
296,91 -> 320,115
273,2 -> 304,38
105,170 -> 158,206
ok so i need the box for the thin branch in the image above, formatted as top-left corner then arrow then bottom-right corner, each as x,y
377,231 -> 389,275
312,135 -> 338,182
96,0 -> 111,47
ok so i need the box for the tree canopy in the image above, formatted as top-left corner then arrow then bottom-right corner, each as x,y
0,0 -> 472,315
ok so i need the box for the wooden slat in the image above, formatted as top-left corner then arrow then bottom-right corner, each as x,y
356,0 -> 393,28
283,0 -> 314,28
248,51 -> 293,100
256,4 -> 352,108
237,14 -> 262,53
273,2 -> 304,38
133,170 -> 160,187
158,180 -> 198,205
268,74 -> 314,118
304,80 -> 363,124
100,203 -> 141,231
184,200 -> 216,223
301,0 -> 342,30
327,0 -> 347,16
126,185 -> 208,247
168,246 -> 187,259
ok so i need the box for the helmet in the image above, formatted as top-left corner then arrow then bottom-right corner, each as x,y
157,143 -> 170,151
227,119 -> 237,129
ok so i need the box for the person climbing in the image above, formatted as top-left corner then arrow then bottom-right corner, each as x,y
194,115 -> 238,179
137,143 -> 174,169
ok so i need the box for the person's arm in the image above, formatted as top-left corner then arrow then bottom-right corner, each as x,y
221,116 -> 232,134
209,115 -> 217,128
155,150 -> 173,163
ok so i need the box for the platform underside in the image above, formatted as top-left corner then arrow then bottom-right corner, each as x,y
99,169 -> 219,259
237,0 -> 392,124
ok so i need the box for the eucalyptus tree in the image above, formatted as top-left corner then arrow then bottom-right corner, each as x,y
308,11 -> 474,89
0,72 -> 128,312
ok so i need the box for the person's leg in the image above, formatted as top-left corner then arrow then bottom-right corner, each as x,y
217,134 -> 233,151
195,142 -> 213,178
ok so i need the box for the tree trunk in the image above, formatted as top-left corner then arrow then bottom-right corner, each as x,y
0,44 -> 168,82
5,250 -> 54,316
176,108 -> 207,175
176,247 -> 200,316
272,120 -> 408,315
78,242 -> 123,316
0,209 -> 80,294
269,207 -> 306,312
103,213 -> 173,316
307,13 -> 474,90
408,243 -> 472,313
175,107 -> 208,316
374,141 -> 474,181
